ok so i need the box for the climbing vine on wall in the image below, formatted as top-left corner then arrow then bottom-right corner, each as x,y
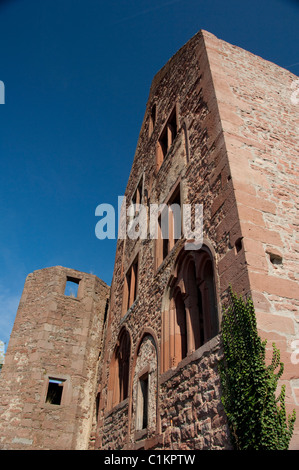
219,287 -> 296,450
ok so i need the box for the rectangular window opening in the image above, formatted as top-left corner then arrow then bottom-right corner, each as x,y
45,378 -> 65,405
156,106 -> 178,172
137,374 -> 149,430
156,185 -> 181,268
132,179 -> 143,217
162,237 -> 169,260
64,277 -> 80,297
169,187 -> 181,245
124,255 -> 139,312
168,108 -> 178,143
149,103 -> 157,137
158,213 -> 169,261
159,127 -> 168,160
126,269 -> 132,311
269,252 -> 283,266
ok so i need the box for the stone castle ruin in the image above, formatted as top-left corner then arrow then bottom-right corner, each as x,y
0,30 -> 298,450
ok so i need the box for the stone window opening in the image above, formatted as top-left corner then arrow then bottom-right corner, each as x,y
266,249 -> 283,266
162,248 -> 219,372
158,212 -> 169,262
270,253 -> 282,265
123,255 -> 139,313
136,372 -> 149,431
132,334 -> 158,440
107,328 -> 131,410
149,103 -> 157,136
103,299 -> 109,324
132,178 -> 143,217
45,378 -> 65,405
95,391 -> 101,423
234,237 -> 243,254
173,290 -> 187,363
156,106 -> 178,172
170,187 -> 181,246
64,276 -> 80,298
156,185 -> 181,268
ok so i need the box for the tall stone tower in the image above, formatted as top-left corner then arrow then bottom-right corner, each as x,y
95,30 -> 299,450
0,266 -> 109,450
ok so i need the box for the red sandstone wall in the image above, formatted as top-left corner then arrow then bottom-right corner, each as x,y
96,30 -> 244,450
159,337 -> 230,450
97,30 -> 299,450
0,266 -> 109,450
203,30 -> 299,448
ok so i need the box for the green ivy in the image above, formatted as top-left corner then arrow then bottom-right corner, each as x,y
219,287 -> 296,450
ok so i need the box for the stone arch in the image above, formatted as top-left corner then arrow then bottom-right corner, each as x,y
161,244 -> 219,373
129,331 -> 159,442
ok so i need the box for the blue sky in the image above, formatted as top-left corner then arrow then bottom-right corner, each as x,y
0,0 -> 298,348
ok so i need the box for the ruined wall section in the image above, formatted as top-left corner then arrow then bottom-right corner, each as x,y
0,266 -> 109,450
159,337 -> 230,450
203,30 -> 299,448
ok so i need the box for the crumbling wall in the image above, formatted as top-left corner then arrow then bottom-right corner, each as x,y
0,266 -> 109,450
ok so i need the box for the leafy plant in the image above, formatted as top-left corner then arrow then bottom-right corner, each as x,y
219,287 -> 296,450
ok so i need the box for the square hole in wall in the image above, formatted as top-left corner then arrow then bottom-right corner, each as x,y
269,252 -> 283,266
45,378 -> 65,405
64,276 -> 80,297
235,237 -> 243,254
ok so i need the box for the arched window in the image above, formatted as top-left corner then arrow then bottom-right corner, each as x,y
107,328 -> 131,410
131,333 -> 158,436
162,247 -> 219,372
173,289 -> 187,364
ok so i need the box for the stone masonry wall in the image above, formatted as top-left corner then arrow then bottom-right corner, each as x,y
202,31 -> 299,448
96,30 -> 247,450
0,266 -> 109,450
101,400 -> 129,450
96,30 -> 299,450
159,336 -> 230,450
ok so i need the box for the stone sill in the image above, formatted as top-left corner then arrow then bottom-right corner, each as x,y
120,298 -> 138,325
134,428 -> 147,441
131,433 -> 163,450
154,239 -> 185,276
63,295 -> 81,302
160,334 -> 221,384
